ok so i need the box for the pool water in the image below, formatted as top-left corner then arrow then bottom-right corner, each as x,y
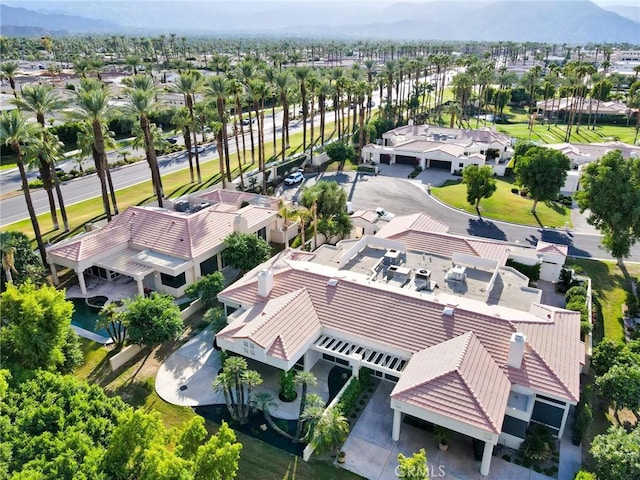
70,298 -> 111,341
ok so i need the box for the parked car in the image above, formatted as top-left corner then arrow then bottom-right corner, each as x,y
166,137 -> 178,144
36,167 -> 64,180
241,118 -> 255,126
190,145 -> 205,154
375,207 -> 396,221
284,172 -> 304,186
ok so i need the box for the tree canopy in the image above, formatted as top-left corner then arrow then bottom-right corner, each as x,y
221,232 -> 272,272
397,448 -> 430,480
0,231 -> 46,291
514,146 -> 571,213
324,142 -> 355,164
1,371 -> 242,480
596,364 -> 640,420
184,272 -> 225,310
0,280 -> 82,373
462,164 -> 497,209
576,150 -> 640,261
300,180 -> 352,239
591,426 -> 640,480
120,292 -> 184,346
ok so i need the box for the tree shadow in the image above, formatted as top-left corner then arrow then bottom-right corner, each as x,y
544,200 -> 567,215
466,217 -> 507,241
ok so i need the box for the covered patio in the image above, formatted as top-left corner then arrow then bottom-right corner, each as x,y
340,381 -> 556,480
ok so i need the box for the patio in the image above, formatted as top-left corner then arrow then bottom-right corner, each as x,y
340,381 -> 559,480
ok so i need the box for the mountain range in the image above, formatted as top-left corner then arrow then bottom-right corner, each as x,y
1,1 -> 639,44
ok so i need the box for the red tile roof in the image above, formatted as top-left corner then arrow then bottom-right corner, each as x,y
219,256 -> 581,403
391,332 -> 510,434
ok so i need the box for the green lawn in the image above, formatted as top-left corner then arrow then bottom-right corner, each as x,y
566,259 -> 640,342
430,177 -> 572,228
496,123 -> 637,145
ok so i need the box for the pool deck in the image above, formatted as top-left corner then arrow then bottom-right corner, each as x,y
66,275 -> 140,303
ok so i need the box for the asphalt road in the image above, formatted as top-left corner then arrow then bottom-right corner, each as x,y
279,170 -> 640,262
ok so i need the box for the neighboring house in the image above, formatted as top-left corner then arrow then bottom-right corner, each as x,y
216,213 -> 583,476
535,97 -> 637,121
543,143 -> 640,194
361,122 -> 514,175
47,189 -> 285,297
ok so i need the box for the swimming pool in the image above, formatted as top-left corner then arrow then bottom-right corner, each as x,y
69,298 -> 112,344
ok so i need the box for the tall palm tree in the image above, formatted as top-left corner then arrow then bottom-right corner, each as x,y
171,107 -> 195,183
205,75 -> 232,182
310,407 -> 349,456
172,72 -> 203,183
317,79 -> 333,145
227,78 -> 246,187
0,110 -> 47,265
263,66 -> 279,159
12,83 -> 69,231
295,66 -> 312,150
122,75 -> 164,207
1,62 -> 19,98
248,79 -> 270,191
73,79 -> 118,221
236,61 -> 259,165
275,71 -> 291,160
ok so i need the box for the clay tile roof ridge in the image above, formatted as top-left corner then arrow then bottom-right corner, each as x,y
247,288 -> 308,338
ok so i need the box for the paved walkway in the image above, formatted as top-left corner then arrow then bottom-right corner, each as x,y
340,381 -> 578,480
155,328 -> 332,420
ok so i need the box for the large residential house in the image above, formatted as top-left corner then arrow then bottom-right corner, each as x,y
215,213 -> 583,476
47,189 -> 287,297
535,97 -> 637,122
361,122 -> 514,174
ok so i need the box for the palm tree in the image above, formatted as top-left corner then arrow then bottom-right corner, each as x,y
122,75 -> 164,206
293,371 -> 318,442
295,66 -> 313,150
0,110 -> 47,265
263,66 -> 279,159
12,83 -> 69,231
1,243 -> 17,285
275,71 -> 291,160
172,72 -> 203,183
171,107 -> 196,183
310,407 -> 349,456
205,75 -> 232,182
1,62 -> 19,98
252,392 -> 295,440
317,79 -> 333,145
247,79 -> 270,191
212,356 -> 262,425
227,78 -> 246,187
73,79 -> 117,221
236,61 -> 259,165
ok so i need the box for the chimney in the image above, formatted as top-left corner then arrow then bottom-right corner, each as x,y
257,269 -> 273,297
507,332 -> 526,368
233,215 -> 248,233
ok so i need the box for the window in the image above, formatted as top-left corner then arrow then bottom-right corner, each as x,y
458,163 -> 464,168
255,226 -> 267,240
200,255 -> 218,276
160,272 -> 186,289
225,305 -> 238,317
502,415 -> 528,438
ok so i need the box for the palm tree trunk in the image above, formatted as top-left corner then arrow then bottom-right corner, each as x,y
186,94 -> 202,183
105,165 -> 119,215
263,410 -> 295,440
271,97 -> 277,158
141,115 -> 164,207
91,122 -> 112,221
39,162 -> 59,230
216,130 -> 226,188
183,126 -> 195,183
15,147 -> 47,266
248,110 -> 256,165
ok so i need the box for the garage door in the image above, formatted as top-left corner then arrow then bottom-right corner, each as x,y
429,160 -> 452,170
380,154 -> 391,165
396,155 -> 418,166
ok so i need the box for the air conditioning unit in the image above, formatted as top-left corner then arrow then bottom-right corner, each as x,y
384,249 -> 402,266
174,200 -> 190,212
414,268 -> 432,291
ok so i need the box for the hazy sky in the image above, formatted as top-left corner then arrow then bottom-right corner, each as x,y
16,0 -> 640,3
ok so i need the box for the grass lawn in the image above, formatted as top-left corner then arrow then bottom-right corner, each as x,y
566,259 -> 640,342
430,177 -> 572,228
3,124 -> 341,243
496,123 -> 637,145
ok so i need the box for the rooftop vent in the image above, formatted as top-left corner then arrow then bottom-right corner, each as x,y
327,278 -> 339,287
174,200 -> 190,212
442,305 -> 455,316
414,268 -> 432,291
383,249 -> 402,266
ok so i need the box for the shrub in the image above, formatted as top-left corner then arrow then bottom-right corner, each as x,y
511,187 -> 519,194
506,259 -> 541,282
279,370 -> 297,402
573,403 -> 592,444
566,286 -> 588,302
519,424 -> 554,464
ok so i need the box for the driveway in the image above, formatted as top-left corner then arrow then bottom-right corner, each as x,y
277,164 -> 640,261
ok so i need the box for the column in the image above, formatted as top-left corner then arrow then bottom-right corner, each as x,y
76,270 -> 87,295
392,409 -> 402,441
50,263 -> 59,285
136,278 -> 145,296
480,441 -> 493,476
558,403 -> 570,439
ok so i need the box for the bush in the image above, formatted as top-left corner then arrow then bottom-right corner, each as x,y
573,403 -> 592,444
566,286 -> 588,302
519,424 -> 554,464
511,187 -> 519,194
506,259 -> 541,282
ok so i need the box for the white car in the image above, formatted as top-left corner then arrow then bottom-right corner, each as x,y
190,145 -> 205,154
375,207 -> 396,221
284,172 -> 304,186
